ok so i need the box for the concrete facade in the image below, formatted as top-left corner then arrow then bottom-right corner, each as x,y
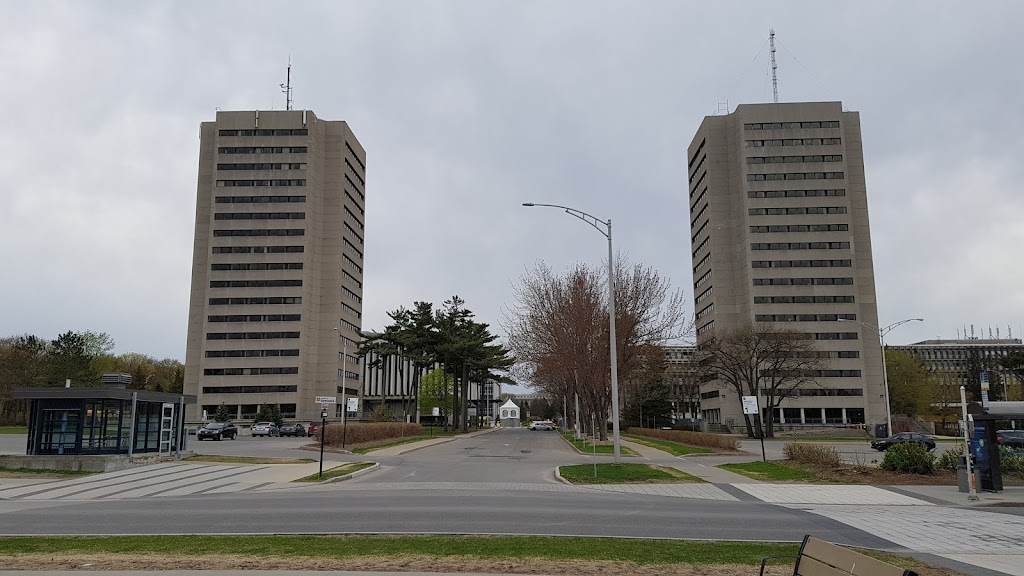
184,110 -> 366,424
686,102 -> 885,429
890,337 -> 1024,400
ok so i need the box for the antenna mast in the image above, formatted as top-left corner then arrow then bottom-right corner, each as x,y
769,28 -> 779,103
280,58 -> 293,111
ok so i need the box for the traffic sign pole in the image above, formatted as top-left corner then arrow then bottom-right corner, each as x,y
319,404 -> 328,480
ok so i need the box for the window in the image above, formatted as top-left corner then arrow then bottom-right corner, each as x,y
212,246 -> 304,254
744,120 -> 840,130
211,263 -> 303,271
209,280 -> 302,288
203,385 -> 299,393
213,212 -> 305,220
206,332 -> 300,340
753,296 -> 855,304
218,146 -> 308,154
215,196 -> 305,204
695,286 -> 713,305
206,349 -> 300,358
218,129 -> 308,136
694,269 -> 712,289
208,297 -> 301,305
212,229 -> 305,237
755,314 -> 856,322
748,206 -> 848,216
693,252 -> 711,274
746,155 -> 842,164
208,314 -> 301,322
751,242 -> 850,250
217,163 -> 306,171
750,260 -> 852,268
746,172 -> 844,182
700,390 -> 720,399
204,367 -> 299,376
216,179 -> 306,187
696,320 -> 715,336
748,189 -> 846,199
814,332 -> 859,340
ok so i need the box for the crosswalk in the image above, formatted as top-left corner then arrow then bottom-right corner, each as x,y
0,462 -> 302,501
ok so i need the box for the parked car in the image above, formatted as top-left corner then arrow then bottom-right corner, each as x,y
197,422 -> 238,441
251,422 -> 280,437
870,432 -> 936,451
307,422 -> 319,437
279,423 -> 307,437
528,420 -> 555,431
997,430 -> 1024,449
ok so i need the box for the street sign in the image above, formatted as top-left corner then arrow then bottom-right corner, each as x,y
980,371 -> 990,410
315,396 -> 337,405
741,395 -> 759,415
347,397 -> 358,413
432,407 -> 440,417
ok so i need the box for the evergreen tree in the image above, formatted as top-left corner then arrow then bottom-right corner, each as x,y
214,403 -> 231,422
269,404 -> 283,427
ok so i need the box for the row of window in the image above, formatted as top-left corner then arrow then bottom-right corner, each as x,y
690,186 -> 707,212
211,263 -> 303,271
755,314 -> 857,322
751,242 -> 850,251
694,269 -> 712,288
701,390 -> 719,399
204,367 -> 299,376
213,229 -> 304,237
750,224 -> 849,233
218,129 -> 309,136
218,146 -> 307,154
345,206 -> 364,230
343,285 -> 362,304
209,314 -> 301,322
207,332 -> 300,340
690,172 -> 707,197
343,269 -> 362,289
693,252 -> 711,274
815,332 -> 859,340
746,172 -> 844,181
344,254 -> 363,274
689,139 -> 705,169
753,277 -> 854,286
342,301 -> 361,319
210,280 -> 302,288
206,349 -> 300,358
215,195 -> 305,204
745,138 -> 841,147
761,388 -> 863,397
689,155 -> 706,182
691,203 -> 709,228
346,159 -> 365,187
751,260 -> 852,268
345,221 -> 363,245
696,303 -> 714,320
692,236 -> 710,259
217,163 -> 306,171
697,320 -> 715,336
692,219 -> 709,241
212,246 -> 304,254
209,297 -> 301,305
346,141 -> 366,171
345,237 -> 363,261
748,189 -> 846,199
754,295 -> 855,304
214,212 -> 304,220
203,385 -> 298,394
695,286 -> 713,305
216,179 -> 306,187
747,155 -> 842,164
749,207 -> 848,215
744,121 -> 840,130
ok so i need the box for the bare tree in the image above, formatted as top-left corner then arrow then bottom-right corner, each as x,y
504,257 -> 691,439
698,324 -> 826,438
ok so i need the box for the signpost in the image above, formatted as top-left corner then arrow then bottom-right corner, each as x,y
980,371 -> 991,411
315,396 -> 335,480
960,385 -> 979,501
343,397 -> 357,449
742,395 -> 766,462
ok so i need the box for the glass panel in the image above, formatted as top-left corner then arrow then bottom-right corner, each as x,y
39,409 -> 80,455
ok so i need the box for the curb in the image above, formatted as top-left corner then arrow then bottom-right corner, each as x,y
321,462 -> 380,484
559,432 -> 637,457
553,466 -> 572,485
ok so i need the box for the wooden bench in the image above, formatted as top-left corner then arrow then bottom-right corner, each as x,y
760,535 -> 918,576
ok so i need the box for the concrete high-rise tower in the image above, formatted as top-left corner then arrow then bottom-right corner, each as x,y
687,101 -> 885,430
184,110 -> 366,424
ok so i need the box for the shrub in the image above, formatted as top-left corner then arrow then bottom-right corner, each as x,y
1000,447 -> 1024,476
783,443 -> 841,467
626,427 -> 740,451
880,442 -> 936,475
936,444 -> 965,471
322,422 -> 421,447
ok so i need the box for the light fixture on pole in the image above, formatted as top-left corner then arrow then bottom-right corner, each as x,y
838,317 -> 923,436
523,202 -> 622,463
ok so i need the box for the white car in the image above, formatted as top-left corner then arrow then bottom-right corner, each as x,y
251,422 -> 280,437
528,421 -> 555,431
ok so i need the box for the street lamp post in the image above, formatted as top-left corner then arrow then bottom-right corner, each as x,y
523,202 -> 622,464
838,317 -> 923,436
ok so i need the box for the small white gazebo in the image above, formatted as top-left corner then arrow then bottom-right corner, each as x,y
499,399 -> 520,428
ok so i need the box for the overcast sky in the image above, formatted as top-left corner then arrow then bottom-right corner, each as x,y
2,1 -> 1022,367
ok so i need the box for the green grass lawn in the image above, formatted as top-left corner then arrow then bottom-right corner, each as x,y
624,434 -> 714,456
717,461 -> 814,482
0,535 -> 803,566
561,433 -> 635,455
184,455 -> 316,465
293,462 -> 374,482
559,463 -> 703,484
0,426 -> 27,434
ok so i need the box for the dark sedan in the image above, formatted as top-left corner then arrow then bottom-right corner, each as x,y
997,430 -> 1024,449
197,422 -> 238,441
280,423 -> 307,437
871,432 -> 936,451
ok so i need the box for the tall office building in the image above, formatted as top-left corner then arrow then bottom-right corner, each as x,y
183,110 -> 366,424
687,101 -> 885,430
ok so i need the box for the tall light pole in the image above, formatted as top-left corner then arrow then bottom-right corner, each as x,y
838,317 -> 923,436
523,202 -> 621,463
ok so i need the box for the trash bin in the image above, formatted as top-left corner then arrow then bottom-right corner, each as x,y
874,423 -> 889,438
957,456 -> 970,493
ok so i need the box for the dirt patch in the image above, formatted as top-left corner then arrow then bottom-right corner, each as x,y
0,554 -> 967,576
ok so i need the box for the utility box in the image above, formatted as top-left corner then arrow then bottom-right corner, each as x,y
874,423 -> 889,438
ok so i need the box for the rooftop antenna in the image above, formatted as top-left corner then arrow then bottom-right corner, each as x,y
280,57 -> 293,111
769,28 -> 779,103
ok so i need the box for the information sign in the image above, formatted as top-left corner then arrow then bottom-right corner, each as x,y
315,396 -> 337,405
741,395 -> 759,415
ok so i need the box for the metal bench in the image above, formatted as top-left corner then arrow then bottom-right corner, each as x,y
761,535 -> 918,576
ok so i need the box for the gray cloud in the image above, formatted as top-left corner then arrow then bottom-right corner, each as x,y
1,0 -> 1022,361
